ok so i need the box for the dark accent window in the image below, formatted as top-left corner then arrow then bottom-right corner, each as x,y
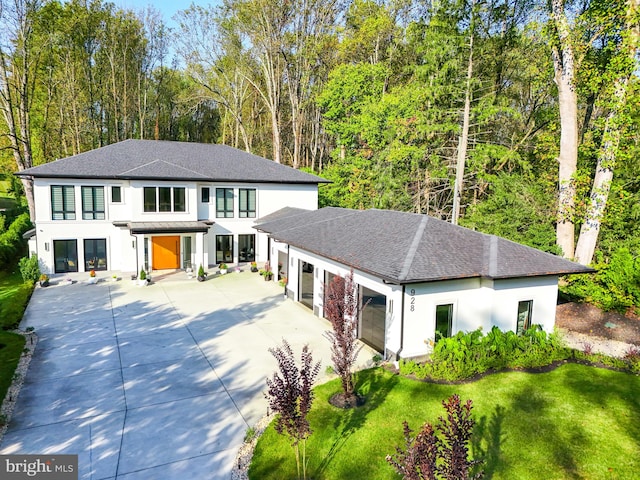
201,187 -> 210,203
81,186 -> 105,220
51,186 -> 76,220
216,188 -> 234,218
173,187 -> 186,212
238,234 -> 255,262
516,300 -> 533,335
144,187 -> 156,212
239,189 -> 256,218
216,235 -> 233,263
111,186 -> 122,203
144,187 -> 186,213
84,238 -> 107,271
159,187 -> 172,212
435,304 -> 453,340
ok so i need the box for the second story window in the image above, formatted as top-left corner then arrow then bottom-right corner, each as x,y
111,186 -> 122,203
51,185 -> 76,220
216,188 -> 233,218
82,186 -> 105,220
143,186 -> 186,213
201,187 -> 210,203
239,189 -> 256,218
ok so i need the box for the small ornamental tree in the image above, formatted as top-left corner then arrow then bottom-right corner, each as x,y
265,339 -> 321,480
323,270 -> 363,403
387,394 -> 483,480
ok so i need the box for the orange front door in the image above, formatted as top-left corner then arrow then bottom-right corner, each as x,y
152,236 -> 180,269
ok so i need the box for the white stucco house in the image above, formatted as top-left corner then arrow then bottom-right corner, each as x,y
16,140 -> 327,275
255,207 -> 593,360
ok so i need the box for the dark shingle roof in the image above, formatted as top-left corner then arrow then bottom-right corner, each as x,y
17,140 -> 328,184
255,207 -> 594,284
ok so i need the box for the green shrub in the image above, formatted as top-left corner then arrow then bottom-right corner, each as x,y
400,326 -> 571,382
562,248 -> 640,312
18,254 -> 40,284
0,213 -> 31,270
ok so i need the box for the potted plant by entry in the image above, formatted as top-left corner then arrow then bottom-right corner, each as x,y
197,264 -> 207,282
261,261 -> 273,281
39,273 -> 49,287
250,261 -> 258,273
138,269 -> 148,286
88,269 -> 98,284
219,263 -> 228,275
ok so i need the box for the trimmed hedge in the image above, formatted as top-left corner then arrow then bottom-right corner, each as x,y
0,213 -> 31,270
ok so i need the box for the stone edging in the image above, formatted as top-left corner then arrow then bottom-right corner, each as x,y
0,329 -> 38,444
231,413 -> 275,480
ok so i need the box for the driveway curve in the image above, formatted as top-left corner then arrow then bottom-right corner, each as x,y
1,271 -> 374,479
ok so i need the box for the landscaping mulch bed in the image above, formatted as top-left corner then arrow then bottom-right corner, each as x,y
556,302 -> 640,346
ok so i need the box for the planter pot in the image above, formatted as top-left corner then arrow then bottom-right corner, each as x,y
197,275 -> 206,282
88,277 -> 98,284
39,280 -> 49,287
264,274 -> 273,281
138,279 -> 147,286
220,269 -> 228,275
250,267 -> 258,273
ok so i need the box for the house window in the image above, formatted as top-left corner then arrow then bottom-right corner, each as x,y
435,303 -> 453,340
216,188 -> 234,218
51,185 -> 76,220
516,300 -> 533,335
239,189 -> 256,218
111,186 -> 122,203
201,187 -> 210,203
238,234 -> 255,262
81,186 -> 105,220
143,187 -> 186,213
216,234 -> 233,263
54,239 -> 78,273
84,238 -> 107,271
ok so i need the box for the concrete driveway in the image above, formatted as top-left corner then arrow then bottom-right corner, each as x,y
0,270 -> 375,479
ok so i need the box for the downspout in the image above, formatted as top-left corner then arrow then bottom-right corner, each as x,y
129,231 -> 138,277
396,285 -> 406,362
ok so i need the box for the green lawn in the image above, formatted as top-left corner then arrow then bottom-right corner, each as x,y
0,270 -> 32,330
0,331 -> 25,416
250,365 -> 640,480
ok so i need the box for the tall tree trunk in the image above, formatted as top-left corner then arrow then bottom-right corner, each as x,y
574,0 -> 639,265
550,0 -> 578,259
452,5 -> 474,226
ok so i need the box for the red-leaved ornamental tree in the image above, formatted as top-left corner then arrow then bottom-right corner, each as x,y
387,394 -> 483,480
323,270 -> 363,403
265,339 -> 321,480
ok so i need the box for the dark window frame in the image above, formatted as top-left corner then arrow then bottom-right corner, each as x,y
51,185 -> 76,220
435,303 -> 453,340
111,186 -> 122,203
81,186 -> 105,220
143,186 -> 186,213
516,300 -> 533,335
239,188 -> 256,218
201,187 -> 210,203
216,188 -> 234,218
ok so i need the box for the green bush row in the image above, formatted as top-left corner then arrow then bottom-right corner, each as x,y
561,248 -> 640,313
0,281 -> 33,330
0,213 -> 32,270
399,326 -> 640,382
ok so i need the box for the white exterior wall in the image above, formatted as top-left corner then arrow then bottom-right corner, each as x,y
279,245 -> 403,356
400,276 -> 560,359
492,276 -> 559,333
31,178 -> 318,274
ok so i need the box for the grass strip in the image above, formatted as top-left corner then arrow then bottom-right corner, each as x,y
250,365 -> 640,480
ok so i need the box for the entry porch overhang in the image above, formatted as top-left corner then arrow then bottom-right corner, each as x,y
113,221 -> 213,235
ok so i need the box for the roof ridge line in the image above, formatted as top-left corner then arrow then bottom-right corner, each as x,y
121,158 -> 206,177
268,208 -> 357,237
398,215 -> 429,281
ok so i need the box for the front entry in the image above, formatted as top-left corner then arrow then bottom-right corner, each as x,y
152,236 -> 180,269
360,286 -> 386,352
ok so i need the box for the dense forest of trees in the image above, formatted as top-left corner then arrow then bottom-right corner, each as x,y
0,0 -> 638,284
